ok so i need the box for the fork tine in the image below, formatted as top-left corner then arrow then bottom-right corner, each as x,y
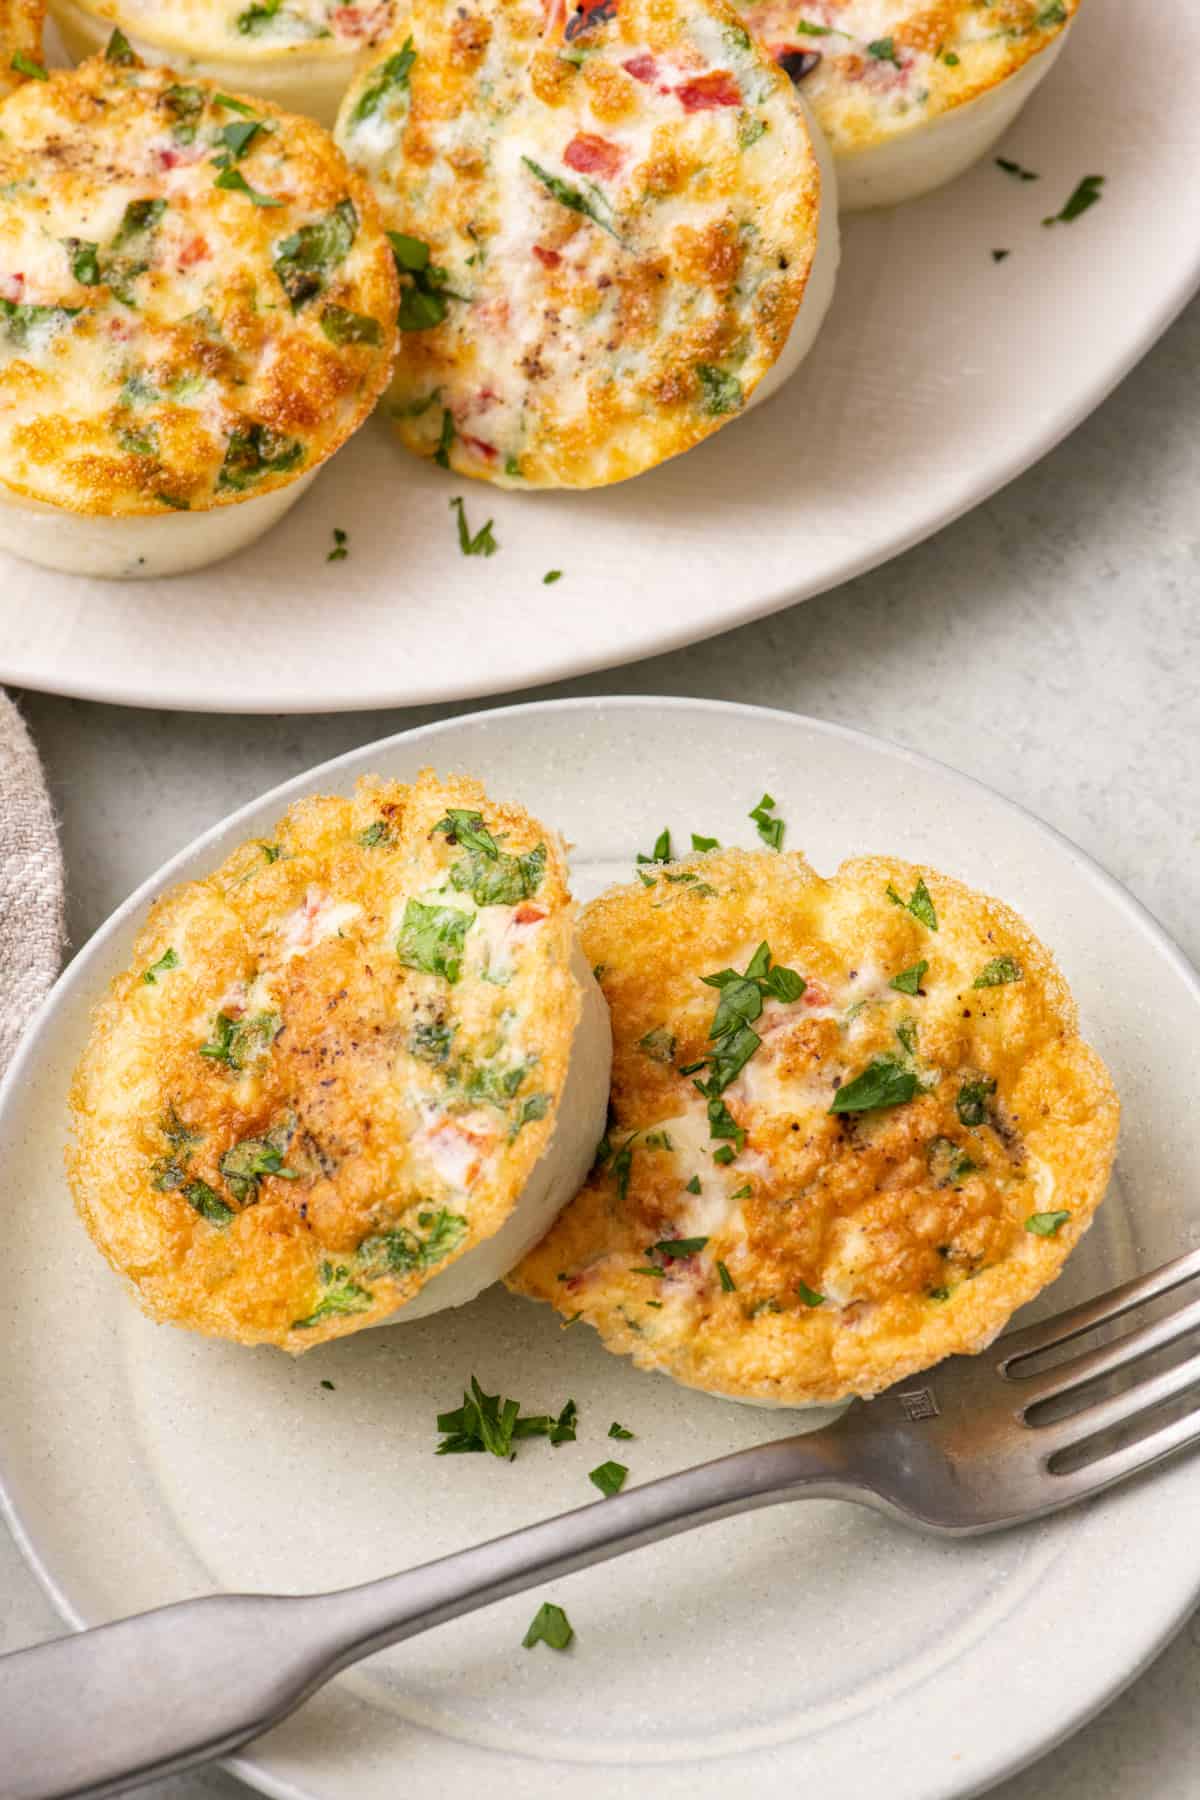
1044,1389 -> 1200,1506
1008,1289 -> 1200,1407
1026,1345 -> 1200,1449
1000,1244 -> 1200,1366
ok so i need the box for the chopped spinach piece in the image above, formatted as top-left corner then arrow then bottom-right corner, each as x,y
356,818 -> 392,847
214,166 -> 281,207
219,1123 -> 297,1202
218,423 -> 304,491
696,363 -> 743,417
357,1207 -> 468,1277
349,38 -> 416,125
292,1262 -> 372,1328
0,300 -> 81,348
320,305 -> 384,347
396,898 -> 472,982
198,1009 -> 280,1070
638,1026 -> 676,1064
522,155 -> 621,239
183,1180 -> 235,1227
435,808 -> 500,857
867,35 -> 899,64
927,1137 -> 977,1187
449,841 -> 545,908
830,1057 -> 919,1114
956,1075 -> 996,1128
274,199 -> 358,307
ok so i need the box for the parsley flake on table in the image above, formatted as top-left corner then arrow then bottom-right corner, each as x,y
608,1421 -> 635,1440
589,1459 -> 628,1497
522,1602 -> 574,1650
327,527 -> 348,563
995,156 -> 1039,181
435,1376 -> 577,1458
450,495 -> 498,557
543,569 -> 563,585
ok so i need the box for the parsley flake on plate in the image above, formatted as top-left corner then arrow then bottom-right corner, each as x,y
749,792 -> 784,850
589,1459 -> 628,1497
523,1602 -> 574,1650
1043,174 -> 1105,225
450,495 -> 498,556
608,1421 -> 634,1440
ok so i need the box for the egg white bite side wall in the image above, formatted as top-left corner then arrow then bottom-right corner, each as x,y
383,948 -> 612,1324
747,91 -> 839,411
835,29 -> 1069,211
48,0 -> 381,126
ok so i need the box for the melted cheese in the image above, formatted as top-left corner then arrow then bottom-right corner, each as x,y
335,0 -> 838,488
510,845 -> 1119,1407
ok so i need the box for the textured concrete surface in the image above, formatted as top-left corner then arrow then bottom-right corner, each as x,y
4,292 -> 1198,1799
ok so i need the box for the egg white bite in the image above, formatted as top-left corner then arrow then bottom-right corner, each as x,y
510,846 -> 1119,1409
69,772 -> 612,1353
732,0 -> 1080,209
47,0 -> 399,127
0,0 -> 45,97
0,42 -> 398,578
334,0 -> 839,490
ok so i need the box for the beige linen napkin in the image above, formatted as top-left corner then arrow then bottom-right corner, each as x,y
0,692 -> 64,1076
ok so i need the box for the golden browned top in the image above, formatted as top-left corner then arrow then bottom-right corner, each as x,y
0,48 -> 398,516
511,846 -> 1118,1405
69,772 -> 583,1351
336,0 -> 825,489
732,0 -> 1082,156
0,0 -> 44,97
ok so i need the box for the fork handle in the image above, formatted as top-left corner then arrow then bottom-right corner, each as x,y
1,1427 -> 865,1799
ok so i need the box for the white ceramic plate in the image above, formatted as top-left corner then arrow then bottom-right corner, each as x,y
3,0 -> 1199,715
3,697 -> 1200,1800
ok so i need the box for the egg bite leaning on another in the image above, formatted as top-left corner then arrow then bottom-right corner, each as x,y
69,773 -> 612,1351
510,847 -> 1119,1408
335,0 -> 839,490
0,42 -> 398,578
0,0 -> 45,97
47,0 -> 399,127
732,0 -> 1082,209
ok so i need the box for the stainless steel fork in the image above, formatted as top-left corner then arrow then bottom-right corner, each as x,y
8,1245 -> 1200,1800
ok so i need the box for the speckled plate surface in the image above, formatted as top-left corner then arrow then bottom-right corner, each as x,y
2,0 -> 1199,713
2,698 -> 1199,1800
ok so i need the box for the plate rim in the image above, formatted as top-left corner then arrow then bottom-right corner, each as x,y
4,693 -> 1200,1800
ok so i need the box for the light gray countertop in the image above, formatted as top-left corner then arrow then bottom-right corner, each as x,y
5,295 -> 1198,1800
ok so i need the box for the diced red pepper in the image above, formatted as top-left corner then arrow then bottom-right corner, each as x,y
622,53 -> 658,83
676,70 -> 741,110
463,434 -> 497,461
532,245 -> 561,269
177,235 -> 209,269
513,903 -> 547,925
563,132 -> 624,180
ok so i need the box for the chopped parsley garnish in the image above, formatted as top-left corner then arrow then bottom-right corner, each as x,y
435,808 -> 499,856
448,827 -> 546,906
749,792 -> 784,850
543,569 -> 563,584
396,898 -> 473,983
436,1377 -> 576,1457
105,27 -> 136,63
1045,173 -> 1105,224
321,305 -> 384,347
215,117 -> 266,163
142,947 -> 179,984
163,83 -> 205,142
349,37 -> 416,125
685,1175 -> 702,1195
522,155 -> 621,239
274,199 -> 357,307
10,51 -> 47,79
650,1237 -> 708,1259
691,833 -> 720,852
691,941 -> 804,1113
796,1280 -> 825,1307
927,1137 -> 977,1187
327,527 -> 349,562
451,495 -> 498,556
68,240 -> 101,286
218,423 -> 304,491
829,1056 -> 919,1114
214,166 -> 281,207
707,1102 -> 745,1154
636,827 -> 672,872
995,156 -> 1039,181
589,1460 -> 628,1498
219,1125 -> 298,1202
522,1602 -> 573,1651
695,364 -> 743,416
717,1261 -> 736,1292
956,1075 -> 996,1127
886,875 -> 938,930
638,1026 -> 676,1064
608,1421 -> 634,1440
867,36 -> 900,64
198,1009 -> 280,1070
973,957 -> 1023,988
292,1261 -> 372,1329
1026,1210 -> 1070,1237
357,1208 -> 468,1278
889,960 -> 928,996
512,1093 -> 551,1136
